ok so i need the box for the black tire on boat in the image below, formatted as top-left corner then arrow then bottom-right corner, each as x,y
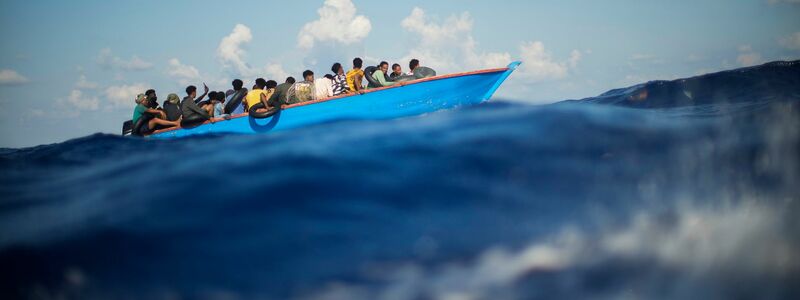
248,102 -> 281,119
363,66 -> 382,88
224,88 -> 248,114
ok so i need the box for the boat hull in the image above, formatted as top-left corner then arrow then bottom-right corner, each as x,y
150,62 -> 520,138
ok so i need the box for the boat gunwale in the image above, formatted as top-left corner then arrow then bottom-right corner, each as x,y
149,66 -> 509,136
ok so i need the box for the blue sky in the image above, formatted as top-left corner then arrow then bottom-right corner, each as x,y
0,0 -> 798,147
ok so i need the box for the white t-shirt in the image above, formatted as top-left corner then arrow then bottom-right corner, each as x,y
314,77 -> 334,99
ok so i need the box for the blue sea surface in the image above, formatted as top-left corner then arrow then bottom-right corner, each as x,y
1,62 -> 799,299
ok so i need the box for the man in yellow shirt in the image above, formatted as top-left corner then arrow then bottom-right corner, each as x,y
346,57 -> 365,93
245,78 -> 273,112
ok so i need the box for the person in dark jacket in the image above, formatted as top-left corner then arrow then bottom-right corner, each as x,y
268,77 -> 295,107
162,93 -> 182,121
181,84 -> 213,123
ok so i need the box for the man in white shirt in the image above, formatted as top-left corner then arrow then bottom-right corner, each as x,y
314,74 -> 334,100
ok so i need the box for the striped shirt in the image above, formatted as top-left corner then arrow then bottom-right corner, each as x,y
332,73 -> 348,96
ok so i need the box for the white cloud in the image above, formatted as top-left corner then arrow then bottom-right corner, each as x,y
400,7 -> 511,71
218,24 -> 253,76
779,32 -> 800,50
64,89 -> 99,111
96,48 -> 153,71
297,0 -> 371,50
736,45 -> 762,67
0,69 -> 30,85
517,41 -> 581,82
264,63 -> 290,81
104,83 -> 149,109
399,7 -> 578,82
167,58 -> 201,85
217,24 -> 290,81
75,74 -> 98,89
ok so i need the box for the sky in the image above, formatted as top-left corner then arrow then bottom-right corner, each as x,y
0,0 -> 798,148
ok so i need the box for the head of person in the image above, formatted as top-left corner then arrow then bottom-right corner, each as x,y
208,91 -> 219,103
186,85 -> 197,98
392,63 -> 401,75
379,61 -> 389,73
167,93 -> 180,104
214,90 -> 225,102
285,77 -> 296,84
145,89 -> 157,100
266,80 -> 277,89
135,93 -> 147,106
302,70 -> 314,82
331,63 -> 344,75
232,79 -> 244,91
409,59 -> 420,72
255,78 -> 267,89
324,74 -> 334,80
353,57 -> 363,69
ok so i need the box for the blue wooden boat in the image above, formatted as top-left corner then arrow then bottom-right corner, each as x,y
149,61 -> 521,138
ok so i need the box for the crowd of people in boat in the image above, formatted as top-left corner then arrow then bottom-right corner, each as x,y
130,58 -> 432,134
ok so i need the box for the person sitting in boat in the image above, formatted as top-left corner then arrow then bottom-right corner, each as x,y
370,61 -> 397,88
181,84 -> 213,123
390,63 -> 403,80
407,59 -> 420,75
330,63 -> 349,96
268,77 -> 296,107
211,91 -> 229,119
287,70 -> 316,104
245,78 -> 272,112
144,89 -> 159,109
314,74 -> 334,99
162,93 -> 182,121
226,79 -> 248,115
133,93 -> 180,134
346,57 -> 365,93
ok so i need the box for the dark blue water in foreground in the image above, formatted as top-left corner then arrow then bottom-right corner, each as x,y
1,61 -> 799,299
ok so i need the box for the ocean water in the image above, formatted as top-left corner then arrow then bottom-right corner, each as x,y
1,62 -> 799,299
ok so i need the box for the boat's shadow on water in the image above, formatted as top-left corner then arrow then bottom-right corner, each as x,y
248,109 -> 282,132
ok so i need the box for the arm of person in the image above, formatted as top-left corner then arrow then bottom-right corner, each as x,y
376,70 -> 397,87
354,74 -> 363,92
196,83 -> 210,102
189,102 -> 211,119
260,93 -> 269,108
145,108 -> 167,119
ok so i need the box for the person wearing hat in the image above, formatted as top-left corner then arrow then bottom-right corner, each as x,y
132,93 -> 180,134
162,93 -> 182,121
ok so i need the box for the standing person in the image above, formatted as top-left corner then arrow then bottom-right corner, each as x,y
371,61 -> 397,88
132,93 -> 180,134
181,84 -> 213,123
287,70 -> 316,104
346,57 -> 365,93
314,74 -> 334,99
331,63 -> 348,96
390,63 -> 403,79
162,93 -> 182,121
407,59 -> 420,75
268,77 -> 295,107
